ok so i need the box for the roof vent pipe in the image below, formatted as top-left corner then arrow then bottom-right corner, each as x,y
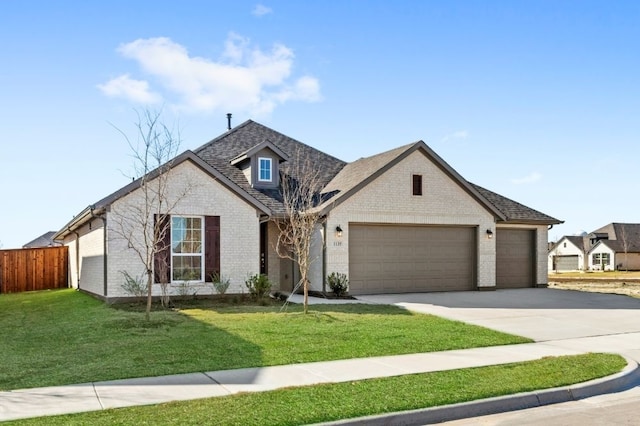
226,113 -> 232,130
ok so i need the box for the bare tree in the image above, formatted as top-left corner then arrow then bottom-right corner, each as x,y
110,109 -> 191,320
274,151 -> 325,314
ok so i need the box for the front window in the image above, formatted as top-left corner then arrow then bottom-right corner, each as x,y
592,253 -> 610,266
171,216 -> 203,281
258,157 -> 272,182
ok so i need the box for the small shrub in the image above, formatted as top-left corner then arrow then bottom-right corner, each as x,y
327,272 -> 349,297
210,273 -> 231,295
120,271 -> 147,297
245,273 -> 272,300
175,281 -> 197,298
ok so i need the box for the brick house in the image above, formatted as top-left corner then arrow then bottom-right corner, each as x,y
54,120 -> 561,301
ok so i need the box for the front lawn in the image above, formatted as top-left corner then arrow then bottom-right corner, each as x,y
0,289 -> 530,390
6,353 -> 626,426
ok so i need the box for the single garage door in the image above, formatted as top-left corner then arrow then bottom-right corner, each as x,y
554,255 -> 579,271
349,224 -> 476,294
496,229 -> 535,288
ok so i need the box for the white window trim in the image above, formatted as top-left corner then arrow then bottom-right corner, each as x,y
171,215 -> 205,282
258,157 -> 272,182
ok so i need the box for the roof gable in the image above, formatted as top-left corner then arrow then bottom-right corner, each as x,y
315,140 -> 542,221
54,150 -> 271,240
550,235 -> 585,252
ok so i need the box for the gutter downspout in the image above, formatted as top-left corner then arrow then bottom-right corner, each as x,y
322,217 -> 327,295
70,228 -> 80,290
90,205 -> 108,298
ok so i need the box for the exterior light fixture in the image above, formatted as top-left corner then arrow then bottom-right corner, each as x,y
486,229 -> 494,239
335,225 -> 343,238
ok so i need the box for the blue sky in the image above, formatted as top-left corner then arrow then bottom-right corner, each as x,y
1,1 -> 639,248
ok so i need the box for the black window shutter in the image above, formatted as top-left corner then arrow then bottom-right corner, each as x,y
153,214 -> 171,284
204,216 -> 220,282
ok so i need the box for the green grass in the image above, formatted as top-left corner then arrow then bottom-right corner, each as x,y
6,353 -> 625,426
0,289 -> 530,390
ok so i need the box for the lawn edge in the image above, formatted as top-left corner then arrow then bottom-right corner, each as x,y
317,355 -> 639,426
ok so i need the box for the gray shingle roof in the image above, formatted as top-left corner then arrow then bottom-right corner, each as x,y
598,239 -> 640,253
471,184 -> 562,224
565,235 -> 587,251
194,120 -> 346,215
195,122 -> 560,224
56,120 -> 561,240
588,223 -> 640,253
23,231 -> 61,248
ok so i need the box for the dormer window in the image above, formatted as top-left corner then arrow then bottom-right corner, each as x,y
258,157 -> 272,182
230,140 -> 288,188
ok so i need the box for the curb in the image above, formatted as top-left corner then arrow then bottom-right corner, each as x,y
317,356 -> 640,426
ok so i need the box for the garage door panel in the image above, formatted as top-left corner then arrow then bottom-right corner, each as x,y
496,229 -> 534,289
555,255 -> 578,271
349,224 -> 476,294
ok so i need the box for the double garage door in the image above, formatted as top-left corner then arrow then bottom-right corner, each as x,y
348,225 -> 536,294
349,224 -> 476,294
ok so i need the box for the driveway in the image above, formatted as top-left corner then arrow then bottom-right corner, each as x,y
356,288 -> 640,360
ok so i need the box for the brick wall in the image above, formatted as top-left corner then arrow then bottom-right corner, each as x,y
322,150 -> 498,289
104,161 -> 261,299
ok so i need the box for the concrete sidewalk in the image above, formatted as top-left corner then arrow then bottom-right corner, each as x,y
0,342 -> 636,423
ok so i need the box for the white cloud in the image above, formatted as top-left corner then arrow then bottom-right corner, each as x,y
99,35 -> 320,116
252,4 -> 272,17
97,74 -> 161,104
440,130 -> 469,143
511,171 -> 542,185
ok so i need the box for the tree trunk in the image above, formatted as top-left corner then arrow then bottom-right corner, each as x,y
303,277 -> 309,314
145,272 -> 153,321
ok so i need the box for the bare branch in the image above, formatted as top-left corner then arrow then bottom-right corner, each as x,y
273,149 -> 325,313
109,108 -> 190,319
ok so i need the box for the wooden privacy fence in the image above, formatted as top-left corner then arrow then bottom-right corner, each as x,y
0,246 -> 69,293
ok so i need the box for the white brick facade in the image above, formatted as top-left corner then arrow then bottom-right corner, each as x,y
63,161 -> 262,300
62,218 -> 105,295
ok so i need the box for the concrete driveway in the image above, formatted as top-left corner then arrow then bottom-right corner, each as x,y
356,288 -> 640,359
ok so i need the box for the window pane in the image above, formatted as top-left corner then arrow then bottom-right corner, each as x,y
172,216 -> 202,254
259,158 -> 271,181
172,256 -> 202,281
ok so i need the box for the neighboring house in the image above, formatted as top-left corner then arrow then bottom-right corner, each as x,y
23,231 -> 62,248
548,235 -> 587,271
53,120 -> 561,301
549,223 -> 640,271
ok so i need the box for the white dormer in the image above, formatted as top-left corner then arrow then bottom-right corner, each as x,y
230,139 -> 290,188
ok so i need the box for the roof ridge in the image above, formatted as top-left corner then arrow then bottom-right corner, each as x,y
348,141 -> 418,163
193,119 -> 255,154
